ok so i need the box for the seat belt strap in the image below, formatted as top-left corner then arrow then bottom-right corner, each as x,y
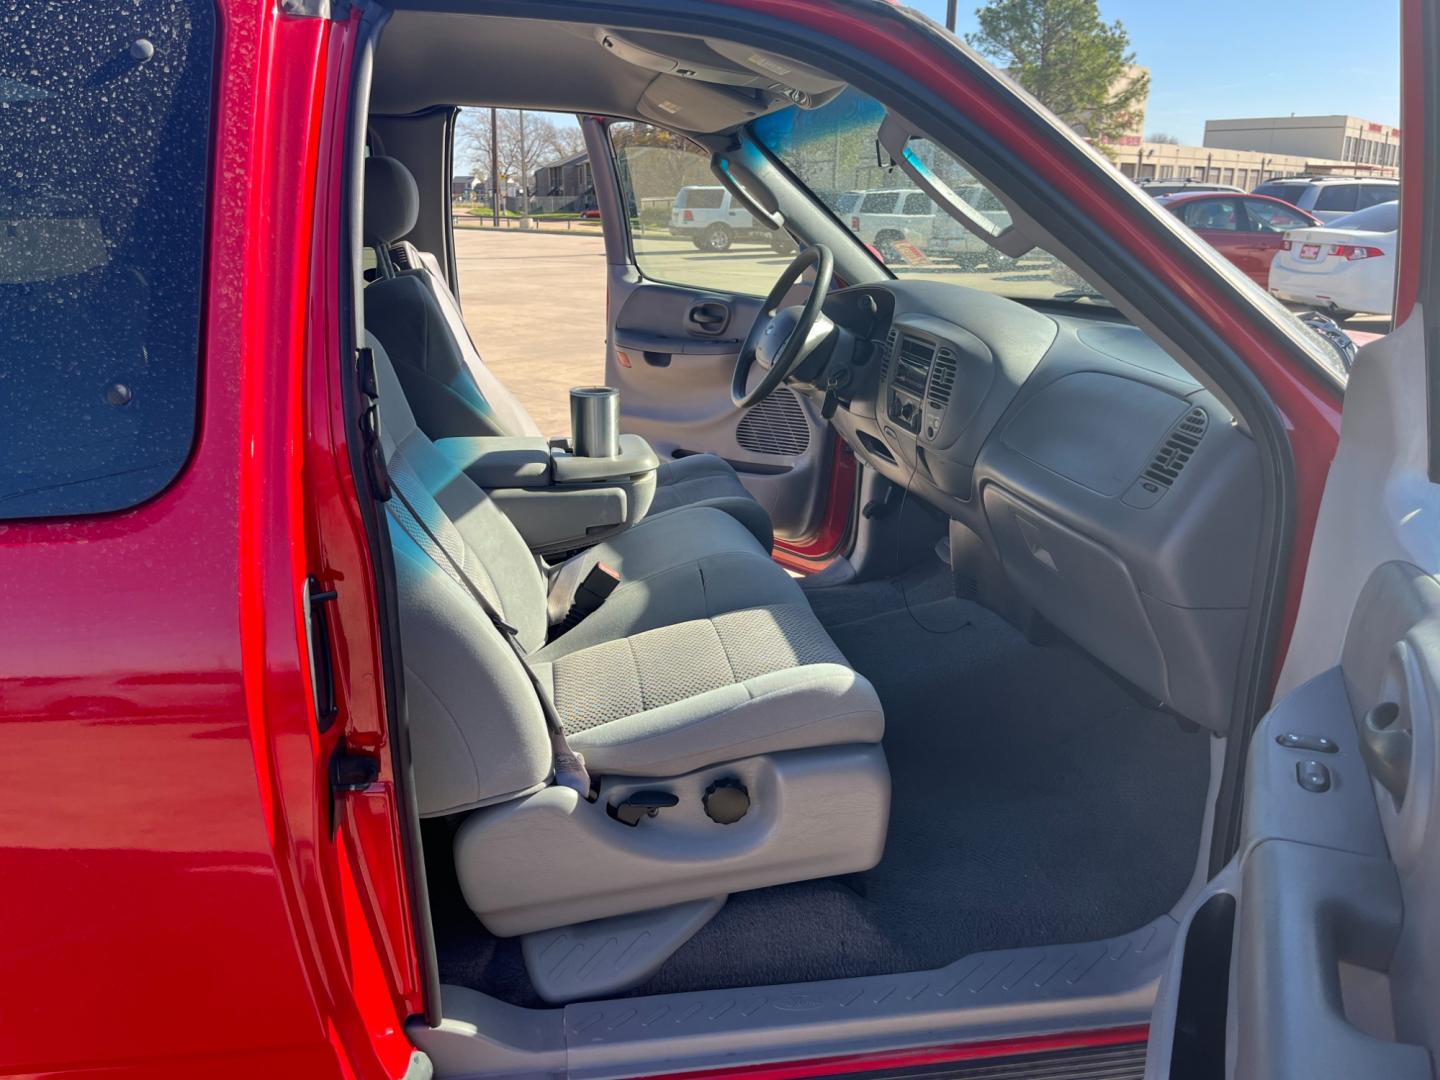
387,480 -> 592,799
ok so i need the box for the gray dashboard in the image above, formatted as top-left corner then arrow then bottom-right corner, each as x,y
822,280 -> 1262,731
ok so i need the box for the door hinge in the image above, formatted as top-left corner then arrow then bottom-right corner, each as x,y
356,346 -> 392,501
329,745 -> 381,837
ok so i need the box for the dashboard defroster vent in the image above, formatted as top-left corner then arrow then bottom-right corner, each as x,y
927,347 -> 958,409
1144,407 -> 1208,488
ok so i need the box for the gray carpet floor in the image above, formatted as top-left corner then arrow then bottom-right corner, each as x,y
425,568 -> 1212,1006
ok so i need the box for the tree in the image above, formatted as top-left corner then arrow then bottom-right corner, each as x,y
1148,132 -> 1181,145
966,0 -> 1149,148
453,109 -> 589,207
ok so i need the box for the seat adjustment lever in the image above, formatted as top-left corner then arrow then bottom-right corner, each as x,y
609,790 -> 679,827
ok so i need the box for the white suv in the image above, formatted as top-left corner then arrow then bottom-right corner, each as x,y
1251,176 -> 1399,223
836,188 -> 934,258
668,186 -> 774,251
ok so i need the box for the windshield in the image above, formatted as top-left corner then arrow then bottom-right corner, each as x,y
752,88 -> 1108,305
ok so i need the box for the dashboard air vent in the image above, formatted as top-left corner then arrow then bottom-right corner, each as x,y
880,329 -> 898,381
1144,408 -> 1208,488
927,347 -> 958,409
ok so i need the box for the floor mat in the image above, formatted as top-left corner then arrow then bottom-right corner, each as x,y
430,571 -> 1212,1005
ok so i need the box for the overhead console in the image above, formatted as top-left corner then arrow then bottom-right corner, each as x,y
597,29 -> 846,110
823,282 -> 1262,731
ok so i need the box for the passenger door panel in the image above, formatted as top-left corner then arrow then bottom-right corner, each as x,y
1146,564 -> 1440,1079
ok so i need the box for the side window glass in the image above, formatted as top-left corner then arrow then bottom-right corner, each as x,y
1315,185 -> 1359,212
903,191 -> 931,215
1246,201 -> 1309,232
1,1 -> 216,519
1359,184 -> 1396,209
611,122 -> 783,295
860,191 -> 896,213
1184,199 -> 1241,231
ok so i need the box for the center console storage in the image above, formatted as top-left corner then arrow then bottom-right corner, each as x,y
434,431 -> 659,556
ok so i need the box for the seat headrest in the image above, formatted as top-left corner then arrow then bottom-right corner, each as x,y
364,156 -> 419,246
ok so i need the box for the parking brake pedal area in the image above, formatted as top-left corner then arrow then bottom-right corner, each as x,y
521,896 -> 726,1003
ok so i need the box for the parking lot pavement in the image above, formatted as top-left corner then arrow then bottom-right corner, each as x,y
453,228 -> 609,437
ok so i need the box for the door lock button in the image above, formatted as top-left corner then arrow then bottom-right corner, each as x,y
1296,760 -> 1332,793
1277,732 -> 1338,754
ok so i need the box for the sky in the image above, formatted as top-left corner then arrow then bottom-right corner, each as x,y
903,0 -> 1402,144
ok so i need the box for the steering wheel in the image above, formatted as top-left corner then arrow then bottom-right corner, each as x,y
730,244 -> 834,408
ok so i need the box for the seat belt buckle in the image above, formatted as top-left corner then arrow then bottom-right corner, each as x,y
557,563 -> 620,635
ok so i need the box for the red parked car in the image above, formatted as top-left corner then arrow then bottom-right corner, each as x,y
2,2 -> 1434,1080
1156,190 -> 1322,286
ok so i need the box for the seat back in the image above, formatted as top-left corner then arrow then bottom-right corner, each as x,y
369,332 -> 555,815
363,155 -> 541,440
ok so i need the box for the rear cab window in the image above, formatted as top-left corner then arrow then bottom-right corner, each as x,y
0,1 -> 215,520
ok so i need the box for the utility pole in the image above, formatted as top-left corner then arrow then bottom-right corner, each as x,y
945,0 -> 957,31
490,107 -> 500,227
518,108 -> 531,226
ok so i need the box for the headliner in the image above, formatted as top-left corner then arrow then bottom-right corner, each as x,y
370,11 -> 846,136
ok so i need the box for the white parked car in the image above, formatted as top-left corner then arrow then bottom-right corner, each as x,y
1268,200 -> 1399,318
836,188 -> 934,258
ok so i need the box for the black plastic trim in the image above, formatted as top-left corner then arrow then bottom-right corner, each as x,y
342,0 -> 444,1029
1417,0 -> 1440,483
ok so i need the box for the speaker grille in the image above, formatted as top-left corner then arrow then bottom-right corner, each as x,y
737,387 -> 811,456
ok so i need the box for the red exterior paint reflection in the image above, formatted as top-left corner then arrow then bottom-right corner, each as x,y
773,437 -> 859,572
647,1025 -> 1150,1080
0,3 -> 415,1077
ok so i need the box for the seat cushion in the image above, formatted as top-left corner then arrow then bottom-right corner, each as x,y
652,454 -> 773,551
540,505 -> 798,659
538,603 -> 884,777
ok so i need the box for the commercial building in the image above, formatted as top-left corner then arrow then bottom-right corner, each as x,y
1204,115 -> 1400,174
1106,113 -> 1399,185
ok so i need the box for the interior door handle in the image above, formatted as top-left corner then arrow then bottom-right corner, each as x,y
687,301 -> 730,334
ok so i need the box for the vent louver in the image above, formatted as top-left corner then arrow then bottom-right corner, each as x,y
389,242 -> 414,271
1144,408 -> 1208,488
880,329 -> 898,381
927,347 -> 958,409
736,387 -> 811,456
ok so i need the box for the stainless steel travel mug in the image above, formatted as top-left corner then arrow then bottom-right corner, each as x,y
569,385 -> 620,458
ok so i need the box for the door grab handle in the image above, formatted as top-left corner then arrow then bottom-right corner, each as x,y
1359,700 -> 1411,804
687,301 -> 730,334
